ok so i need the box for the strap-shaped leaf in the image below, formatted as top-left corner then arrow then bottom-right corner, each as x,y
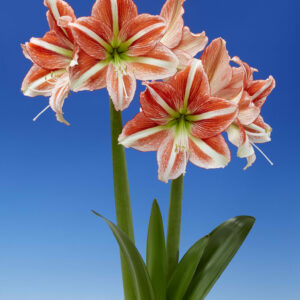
146,200 -> 167,300
167,236 -> 208,300
184,216 -> 255,300
92,210 -> 155,300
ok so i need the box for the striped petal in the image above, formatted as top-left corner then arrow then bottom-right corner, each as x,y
128,43 -> 178,81
70,17 -> 113,60
168,59 -> 210,112
244,115 -> 272,144
119,14 -> 166,56
201,38 -> 232,95
22,65 -> 66,97
119,112 -> 168,151
238,92 -> 260,125
188,134 -> 230,169
91,0 -> 138,35
106,64 -> 136,111
214,66 -> 244,102
248,76 -> 276,108
189,97 -> 237,139
140,81 -> 180,123
160,0 -> 184,49
23,30 -> 73,69
227,123 -> 257,170
49,72 -> 71,125
70,50 -> 109,92
175,27 -> 208,61
157,131 -> 189,183
44,0 -> 76,42
232,56 -> 257,86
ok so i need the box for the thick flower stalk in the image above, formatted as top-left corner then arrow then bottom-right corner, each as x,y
119,59 -> 238,182
160,0 -> 208,67
21,0 -> 77,125
68,0 -> 179,111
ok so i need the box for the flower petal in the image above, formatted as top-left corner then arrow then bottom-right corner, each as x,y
244,115 -> 272,144
140,81 -> 180,123
119,14 -> 166,56
175,27 -> 208,60
214,66 -> 244,102
160,0 -> 184,49
157,131 -> 188,183
70,50 -> 109,92
189,97 -> 237,139
44,0 -> 76,41
21,65 -> 66,97
247,76 -> 276,108
201,38 -> 232,95
238,93 -> 261,125
188,134 -> 230,169
128,43 -> 178,81
227,123 -> 256,170
119,112 -> 168,151
23,30 -> 73,69
91,0 -> 138,34
106,64 -> 136,111
168,59 -> 210,112
49,72 -> 71,125
70,17 -> 113,60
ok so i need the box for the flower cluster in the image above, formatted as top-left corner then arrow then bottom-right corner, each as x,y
22,0 -> 275,182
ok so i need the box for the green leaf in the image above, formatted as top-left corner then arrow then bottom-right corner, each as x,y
184,216 -> 255,300
146,199 -> 167,300
167,236 -> 208,300
92,210 -> 155,300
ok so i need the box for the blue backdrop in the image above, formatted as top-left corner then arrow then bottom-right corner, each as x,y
0,0 -> 299,299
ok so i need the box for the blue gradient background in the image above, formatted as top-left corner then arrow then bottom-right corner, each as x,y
1,0 -> 299,299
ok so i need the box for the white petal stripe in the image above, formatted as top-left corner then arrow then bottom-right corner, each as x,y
161,142 -> 177,182
111,0 -> 119,37
71,60 -> 109,91
70,23 -> 112,51
119,126 -> 164,148
184,60 -> 201,109
130,56 -> 175,70
30,38 -> 73,58
245,123 -> 266,133
23,69 -> 66,96
47,0 -> 68,36
190,135 -> 229,167
187,106 -> 236,121
126,22 -> 165,46
146,85 -> 177,116
251,77 -> 273,101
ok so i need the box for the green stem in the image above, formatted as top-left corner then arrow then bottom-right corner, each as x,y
166,174 -> 184,280
109,99 -> 135,300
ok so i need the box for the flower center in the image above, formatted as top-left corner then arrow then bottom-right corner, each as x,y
106,43 -> 130,74
168,114 -> 192,153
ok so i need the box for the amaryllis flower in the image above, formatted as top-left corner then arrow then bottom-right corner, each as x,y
226,57 -> 276,169
119,59 -> 238,182
160,0 -> 208,67
21,0 -> 77,125
199,38 -> 275,168
69,0 -> 178,111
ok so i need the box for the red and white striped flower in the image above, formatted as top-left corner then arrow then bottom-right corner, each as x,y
21,0 -> 77,125
160,0 -> 208,67
227,57 -> 276,169
119,59 -> 238,182
68,0 -> 179,111
199,39 -> 275,169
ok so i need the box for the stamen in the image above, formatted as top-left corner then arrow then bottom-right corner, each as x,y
33,105 -> 50,122
251,142 -> 274,166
